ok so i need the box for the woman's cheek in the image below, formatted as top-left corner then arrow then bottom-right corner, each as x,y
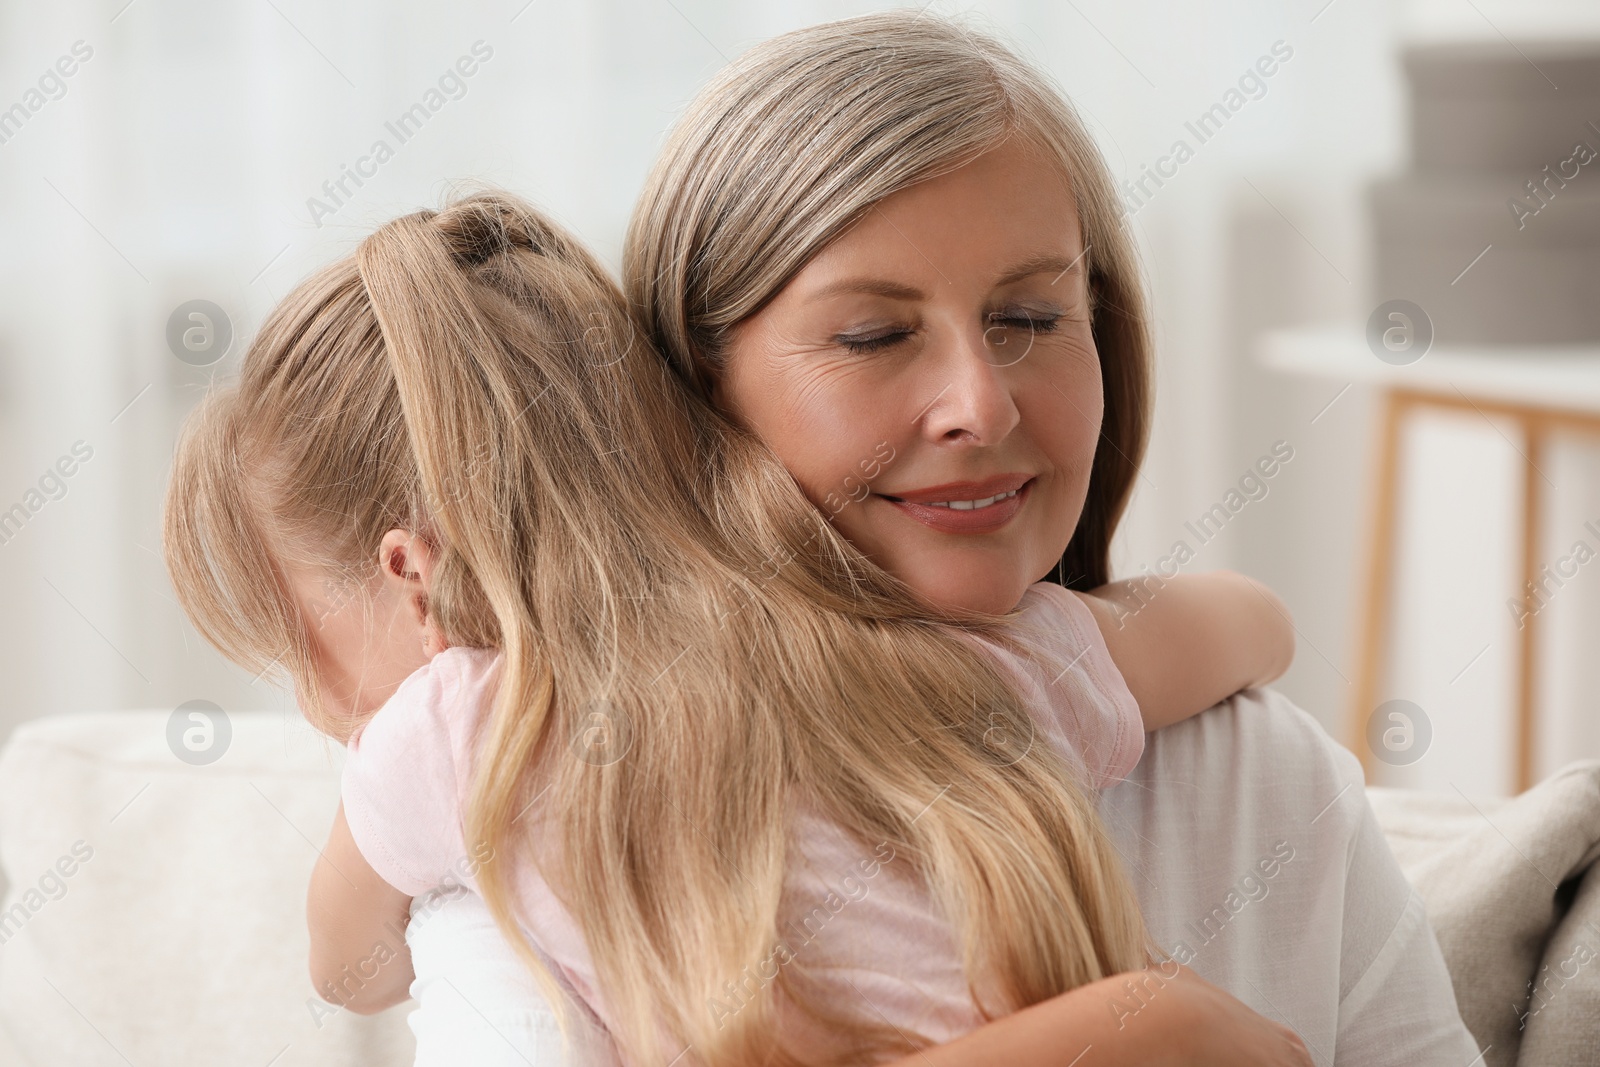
777,386 -> 903,507
802,447 -> 877,521
1031,359 -> 1102,473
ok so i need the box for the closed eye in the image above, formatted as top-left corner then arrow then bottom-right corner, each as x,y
837,312 -> 1061,354
837,329 -> 913,354
988,312 -> 1061,333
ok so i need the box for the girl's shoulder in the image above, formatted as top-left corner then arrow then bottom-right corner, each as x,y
341,646 -> 505,897
1015,578 -> 1080,615
350,645 -> 503,763
1006,581 -> 1101,653
383,643 -> 501,713
426,644 -> 504,695
980,581 -> 1144,789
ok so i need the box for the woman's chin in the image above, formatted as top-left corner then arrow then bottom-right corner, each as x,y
902,570 -> 1030,617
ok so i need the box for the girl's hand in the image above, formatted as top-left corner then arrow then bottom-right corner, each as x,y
884,963 -> 1312,1067
1153,964 -> 1313,1067
306,803 -> 417,1015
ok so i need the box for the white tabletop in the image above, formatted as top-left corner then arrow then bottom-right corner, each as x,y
1258,327 -> 1600,416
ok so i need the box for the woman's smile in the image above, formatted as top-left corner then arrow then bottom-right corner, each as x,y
875,474 -> 1035,534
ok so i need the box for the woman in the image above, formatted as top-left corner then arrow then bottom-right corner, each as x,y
617,9 -> 1478,1065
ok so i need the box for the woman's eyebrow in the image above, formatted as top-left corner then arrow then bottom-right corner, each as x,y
805,251 -> 1085,301
806,277 -> 925,301
996,251 -> 1083,287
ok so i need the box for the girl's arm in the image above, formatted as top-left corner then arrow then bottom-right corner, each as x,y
1073,570 -> 1295,732
886,964 -> 1312,1067
306,802 -> 416,1014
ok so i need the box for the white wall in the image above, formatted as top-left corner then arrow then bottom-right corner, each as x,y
1,0 -> 1595,797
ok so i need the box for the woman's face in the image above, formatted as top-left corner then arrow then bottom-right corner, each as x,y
716,140 -> 1103,615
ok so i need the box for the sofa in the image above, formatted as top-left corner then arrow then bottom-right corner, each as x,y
0,710 -> 413,1066
2,710 -> 1597,1066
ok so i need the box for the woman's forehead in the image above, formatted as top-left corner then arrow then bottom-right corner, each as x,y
788,147 -> 1084,297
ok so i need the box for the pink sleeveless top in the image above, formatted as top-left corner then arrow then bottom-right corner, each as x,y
342,581 -> 1143,1062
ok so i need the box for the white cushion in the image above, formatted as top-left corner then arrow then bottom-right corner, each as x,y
0,710 -> 415,1066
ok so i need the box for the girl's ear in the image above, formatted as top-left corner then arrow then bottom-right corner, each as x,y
379,528 -> 448,655
379,528 -> 435,585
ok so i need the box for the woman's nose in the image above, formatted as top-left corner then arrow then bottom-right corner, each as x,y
918,326 -> 1023,445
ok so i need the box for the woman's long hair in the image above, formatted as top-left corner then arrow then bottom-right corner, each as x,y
625,9 -> 1152,592
165,191 -> 1148,1066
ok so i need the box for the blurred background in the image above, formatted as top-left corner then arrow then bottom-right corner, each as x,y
3,0 -> 1600,800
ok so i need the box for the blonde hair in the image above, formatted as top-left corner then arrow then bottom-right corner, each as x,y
626,9 -> 1152,591
165,191 -> 1147,1066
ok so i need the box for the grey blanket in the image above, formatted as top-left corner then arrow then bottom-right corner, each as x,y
1368,763 -> 1600,1066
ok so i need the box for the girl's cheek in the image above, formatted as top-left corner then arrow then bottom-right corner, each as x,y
300,678 -> 356,741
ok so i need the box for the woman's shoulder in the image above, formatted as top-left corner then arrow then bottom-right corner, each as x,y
1109,685 -> 1368,837
1099,687 -> 1455,1057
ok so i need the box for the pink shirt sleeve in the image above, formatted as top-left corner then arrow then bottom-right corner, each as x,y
340,646 -> 502,897
968,582 -> 1145,790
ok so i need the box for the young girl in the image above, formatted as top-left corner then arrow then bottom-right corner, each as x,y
163,192 -> 1296,1067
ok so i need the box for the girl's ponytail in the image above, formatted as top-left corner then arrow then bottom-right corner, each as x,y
353,196 -> 634,1034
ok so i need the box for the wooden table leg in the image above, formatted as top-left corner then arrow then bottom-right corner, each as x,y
1351,390 -> 1407,779
1339,391 -> 1600,794
1516,420 -> 1545,794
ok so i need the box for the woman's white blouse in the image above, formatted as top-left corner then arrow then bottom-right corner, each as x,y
1098,686 -> 1482,1066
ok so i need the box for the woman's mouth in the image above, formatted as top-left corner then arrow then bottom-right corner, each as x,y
916,488 -> 1021,510
876,476 -> 1033,534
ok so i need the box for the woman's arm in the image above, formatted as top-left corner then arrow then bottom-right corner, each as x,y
885,965 -> 1312,1067
306,802 -> 416,1014
1074,570 -> 1295,731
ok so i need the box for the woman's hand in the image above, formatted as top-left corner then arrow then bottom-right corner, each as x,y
885,963 -> 1312,1067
